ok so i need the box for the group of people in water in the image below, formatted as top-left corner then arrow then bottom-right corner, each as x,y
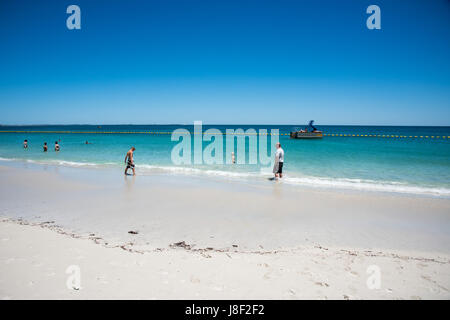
21,140 -> 285,180
23,139 -> 60,152
23,140 -> 92,152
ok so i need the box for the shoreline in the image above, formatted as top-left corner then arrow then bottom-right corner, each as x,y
1,157 -> 449,199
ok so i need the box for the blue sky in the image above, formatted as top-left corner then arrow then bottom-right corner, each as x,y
0,0 -> 449,125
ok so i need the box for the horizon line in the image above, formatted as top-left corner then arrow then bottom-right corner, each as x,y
1,123 -> 450,127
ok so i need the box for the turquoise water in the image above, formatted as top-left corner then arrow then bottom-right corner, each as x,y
1,125 -> 449,196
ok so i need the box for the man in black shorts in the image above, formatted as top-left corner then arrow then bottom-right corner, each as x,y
274,142 -> 284,179
124,147 -> 136,176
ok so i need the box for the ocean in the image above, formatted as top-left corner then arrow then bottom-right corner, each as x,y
0,124 -> 449,197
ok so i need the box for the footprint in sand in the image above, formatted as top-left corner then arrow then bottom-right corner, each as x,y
349,270 -> 359,277
257,263 -> 269,268
315,282 -> 330,287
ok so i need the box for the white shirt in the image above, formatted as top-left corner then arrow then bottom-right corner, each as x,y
275,148 -> 284,163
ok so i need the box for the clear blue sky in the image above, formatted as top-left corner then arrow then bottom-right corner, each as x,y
0,0 -> 449,125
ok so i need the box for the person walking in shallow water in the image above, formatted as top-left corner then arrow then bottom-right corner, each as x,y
273,142 -> 284,179
23,140 -> 28,149
43,142 -> 48,152
54,141 -> 60,151
124,147 -> 136,176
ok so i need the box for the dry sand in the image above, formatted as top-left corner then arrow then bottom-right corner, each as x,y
1,221 -> 449,299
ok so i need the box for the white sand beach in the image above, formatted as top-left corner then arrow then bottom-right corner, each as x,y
1,162 -> 449,299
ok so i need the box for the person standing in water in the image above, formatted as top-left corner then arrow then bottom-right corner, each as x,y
54,141 -> 60,151
23,140 -> 28,149
43,142 -> 48,152
124,147 -> 136,176
273,142 -> 284,179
